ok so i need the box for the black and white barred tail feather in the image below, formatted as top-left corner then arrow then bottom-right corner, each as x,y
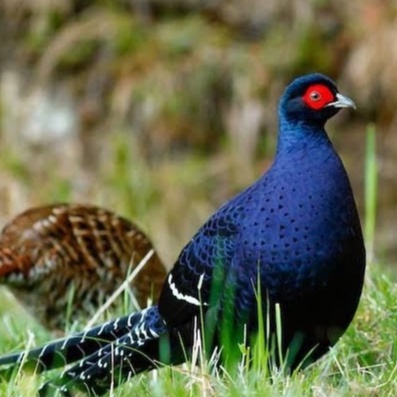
0,307 -> 162,372
39,306 -> 168,396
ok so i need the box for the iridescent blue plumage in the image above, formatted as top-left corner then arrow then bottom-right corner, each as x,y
0,73 -> 365,396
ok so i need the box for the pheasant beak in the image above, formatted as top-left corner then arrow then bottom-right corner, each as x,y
326,93 -> 356,110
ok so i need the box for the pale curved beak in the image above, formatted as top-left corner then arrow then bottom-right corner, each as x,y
326,93 -> 356,110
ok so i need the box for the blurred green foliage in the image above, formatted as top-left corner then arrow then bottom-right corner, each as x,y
0,0 -> 394,263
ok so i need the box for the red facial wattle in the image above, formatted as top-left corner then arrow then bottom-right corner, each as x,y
302,84 -> 335,110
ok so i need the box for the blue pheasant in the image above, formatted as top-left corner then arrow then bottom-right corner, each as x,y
0,74 -> 366,396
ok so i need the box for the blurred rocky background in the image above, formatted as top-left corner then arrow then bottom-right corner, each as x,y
0,0 -> 395,266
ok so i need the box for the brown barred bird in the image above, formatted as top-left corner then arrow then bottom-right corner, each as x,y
0,203 -> 167,331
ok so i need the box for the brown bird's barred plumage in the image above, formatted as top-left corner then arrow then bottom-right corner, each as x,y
0,204 -> 167,331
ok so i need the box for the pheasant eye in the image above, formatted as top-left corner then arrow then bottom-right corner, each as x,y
310,91 -> 321,101
303,84 -> 334,110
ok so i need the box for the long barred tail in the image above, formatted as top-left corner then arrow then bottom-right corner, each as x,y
39,305 -> 168,396
0,306 -> 165,373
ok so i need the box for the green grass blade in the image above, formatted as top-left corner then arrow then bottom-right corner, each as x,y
364,124 -> 378,262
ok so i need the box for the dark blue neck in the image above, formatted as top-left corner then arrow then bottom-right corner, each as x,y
276,116 -> 331,156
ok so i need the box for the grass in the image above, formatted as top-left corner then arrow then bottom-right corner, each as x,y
1,261 -> 397,397
0,125 -> 395,397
